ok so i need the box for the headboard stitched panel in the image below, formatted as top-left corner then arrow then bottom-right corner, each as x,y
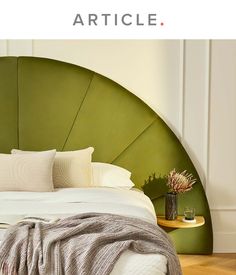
0,56 -> 213,254
0,57 -> 18,153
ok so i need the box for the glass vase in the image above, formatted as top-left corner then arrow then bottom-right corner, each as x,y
165,192 -> 178,220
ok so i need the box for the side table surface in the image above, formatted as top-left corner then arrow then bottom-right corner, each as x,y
157,216 -> 205,228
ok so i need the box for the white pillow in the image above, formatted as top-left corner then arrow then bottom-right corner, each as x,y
0,150 -> 56,192
92,162 -> 134,189
11,147 -> 94,188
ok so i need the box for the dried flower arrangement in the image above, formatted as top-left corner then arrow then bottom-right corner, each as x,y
167,169 -> 196,194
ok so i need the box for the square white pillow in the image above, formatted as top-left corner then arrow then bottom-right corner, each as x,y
0,150 -> 56,192
11,147 -> 94,188
92,162 -> 134,189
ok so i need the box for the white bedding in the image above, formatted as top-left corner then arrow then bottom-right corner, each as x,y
0,187 -> 167,275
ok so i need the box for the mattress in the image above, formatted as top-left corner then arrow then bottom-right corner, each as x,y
0,187 -> 167,275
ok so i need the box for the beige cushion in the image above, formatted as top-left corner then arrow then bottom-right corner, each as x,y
0,150 -> 56,192
11,147 -> 94,188
92,162 -> 134,189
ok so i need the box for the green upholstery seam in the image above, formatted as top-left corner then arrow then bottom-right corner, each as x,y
61,72 -> 95,151
17,57 -> 19,148
111,118 -> 157,163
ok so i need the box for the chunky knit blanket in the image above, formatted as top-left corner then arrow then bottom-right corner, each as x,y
0,213 -> 182,275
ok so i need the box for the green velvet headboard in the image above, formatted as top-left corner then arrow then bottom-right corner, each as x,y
0,56 -> 213,254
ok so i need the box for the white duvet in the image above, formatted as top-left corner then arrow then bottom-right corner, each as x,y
0,187 -> 167,275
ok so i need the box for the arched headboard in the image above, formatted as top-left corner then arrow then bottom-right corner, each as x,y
0,56 -> 213,254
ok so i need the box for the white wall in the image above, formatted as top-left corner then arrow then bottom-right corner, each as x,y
208,41 -> 236,252
0,39 -> 235,252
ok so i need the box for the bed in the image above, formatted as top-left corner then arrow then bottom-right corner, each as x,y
0,56 -> 212,274
0,187 -> 167,275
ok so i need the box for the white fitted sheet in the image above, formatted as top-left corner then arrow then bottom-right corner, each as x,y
0,187 -> 167,275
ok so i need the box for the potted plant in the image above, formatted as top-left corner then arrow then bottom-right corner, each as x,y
165,169 -> 196,220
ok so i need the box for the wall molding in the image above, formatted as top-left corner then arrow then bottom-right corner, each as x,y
181,40 -> 210,189
180,39 -> 185,142
213,232 -> 236,253
205,40 -> 212,196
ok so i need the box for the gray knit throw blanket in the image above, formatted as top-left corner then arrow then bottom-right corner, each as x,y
0,213 -> 182,275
